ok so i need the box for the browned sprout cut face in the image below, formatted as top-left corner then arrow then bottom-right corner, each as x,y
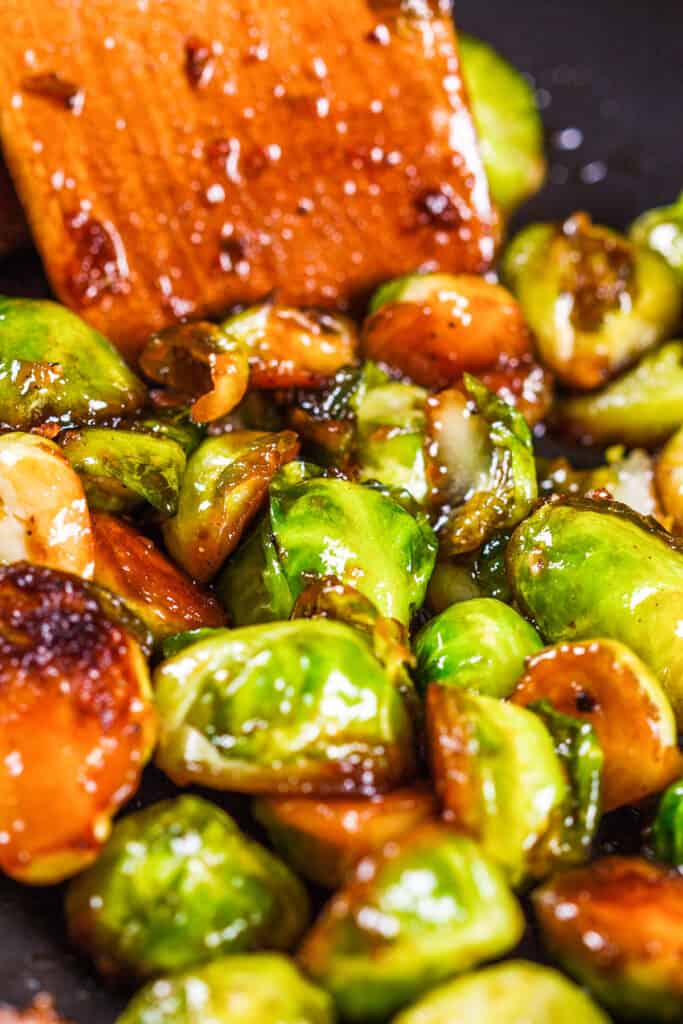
534,857 -> 683,1022
511,639 -> 682,811
0,563 -> 157,884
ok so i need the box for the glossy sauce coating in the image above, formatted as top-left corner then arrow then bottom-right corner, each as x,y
0,0 -> 495,354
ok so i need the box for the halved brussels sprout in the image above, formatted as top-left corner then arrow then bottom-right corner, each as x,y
91,513 -> 225,642
363,273 -> 533,390
539,448 -> 662,519
61,428 -> 186,517
139,321 -> 249,423
652,779 -> 683,868
425,686 -> 568,885
221,304 -> 358,389
414,597 -> 542,698
459,34 -> 546,217
154,619 -> 415,795
116,954 -> 334,1024
558,341 -> 683,446
0,297 -> 146,430
162,430 -> 300,581
511,639 -> 682,811
0,432 -> 94,578
254,785 -> 437,888
503,214 -> 682,389
392,960 -> 610,1024
534,857 -> 683,1022
427,377 -> 537,556
218,465 -> 437,626
507,496 -> 683,723
127,408 -> 204,456
354,381 -> 430,503
0,997 -> 71,1024
657,425 -> 683,531
0,563 -> 156,883
630,190 -> 683,283
298,825 -> 524,1021
66,795 -> 309,980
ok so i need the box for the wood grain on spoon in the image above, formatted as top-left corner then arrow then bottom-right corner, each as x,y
0,0 -> 496,357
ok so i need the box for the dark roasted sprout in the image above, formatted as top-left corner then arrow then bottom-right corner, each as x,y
298,825 -> 523,1021
630,191 -> 683,283
116,954 -> 334,1024
66,795 -> 309,980
503,213 -> 681,389
154,619 -> 416,795
534,857 -> 683,1022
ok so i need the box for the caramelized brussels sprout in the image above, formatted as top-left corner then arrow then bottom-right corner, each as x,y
534,857 -> 683,1022
61,428 -> 186,517
254,785 -> 437,888
363,274 -> 533,391
507,497 -> 683,722
0,997 -> 71,1024
0,564 -> 156,883
539,448 -> 662,519
0,297 -> 146,430
354,381 -> 429,503
652,779 -> 683,868
657,425 -> 683,531
127,408 -> 204,456
459,34 -> 546,216
154,619 -> 415,795
0,432 -> 94,578
91,513 -> 225,642
512,640 -> 682,811
116,954 -> 334,1024
426,686 -> 568,885
503,214 -> 682,389
139,321 -> 249,423
221,304 -> 357,389
219,466 -> 437,626
559,341 -> 683,446
426,531 -> 514,612
66,795 -> 308,980
392,960 -> 610,1024
427,377 -> 537,556
630,190 -> 683,283
298,825 -> 523,1021
414,597 -> 542,698
162,430 -> 300,581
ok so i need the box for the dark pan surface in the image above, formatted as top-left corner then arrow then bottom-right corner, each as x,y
0,1 -> 681,1018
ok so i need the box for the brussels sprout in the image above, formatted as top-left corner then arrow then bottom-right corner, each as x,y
427,377 -> 537,556
503,214 -> 682,389
128,409 -> 204,456
91,513 -> 225,642
558,341 -> 683,446
66,795 -> 308,980
219,466 -> 437,626
116,954 -> 334,1024
652,779 -> 683,868
0,997 -> 71,1023
221,303 -> 358,389
154,619 -> 415,795
425,686 -> 568,885
392,960 -> 610,1024
459,34 -> 546,216
354,381 -> 430,503
0,563 -> 156,883
254,785 -> 437,888
0,297 -> 147,430
162,430 -> 299,581
0,431 -> 94,578
657,425 -> 683,531
138,321 -> 249,423
414,597 -> 542,698
425,561 -> 484,611
511,639 -> 682,811
288,364 -> 368,471
298,825 -> 524,1021
539,448 -> 662,519
630,190 -> 683,283
61,428 -> 186,517
534,857 -> 683,1022
507,496 -> 683,723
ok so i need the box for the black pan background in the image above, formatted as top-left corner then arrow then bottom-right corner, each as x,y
0,0 -> 681,1018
